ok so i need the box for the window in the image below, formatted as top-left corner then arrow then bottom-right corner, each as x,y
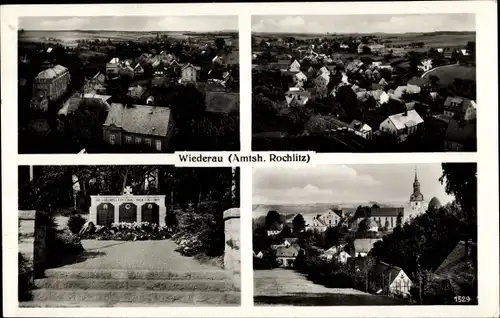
135,137 -> 141,144
125,136 -> 132,144
145,139 -> 151,147
109,134 -> 115,145
155,140 -> 162,151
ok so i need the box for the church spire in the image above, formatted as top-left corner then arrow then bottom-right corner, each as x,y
414,165 -> 418,182
410,165 -> 423,202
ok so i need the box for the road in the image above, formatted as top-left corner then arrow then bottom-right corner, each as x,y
254,268 -> 406,306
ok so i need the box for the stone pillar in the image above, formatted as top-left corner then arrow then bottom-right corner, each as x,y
159,206 -> 167,227
114,204 -> 119,223
136,203 -> 142,223
29,165 -> 34,182
89,196 -> 97,224
223,208 -> 240,289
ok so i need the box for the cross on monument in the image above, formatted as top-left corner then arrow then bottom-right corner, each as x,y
124,186 -> 133,195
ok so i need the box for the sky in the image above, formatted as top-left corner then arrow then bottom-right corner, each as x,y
252,14 -> 475,34
253,164 -> 455,205
19,16 -> 238,32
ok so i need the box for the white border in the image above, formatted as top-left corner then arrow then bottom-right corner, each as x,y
2,1 -> 499,317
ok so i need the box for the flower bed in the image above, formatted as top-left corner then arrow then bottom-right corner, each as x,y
80,222 -> 171,241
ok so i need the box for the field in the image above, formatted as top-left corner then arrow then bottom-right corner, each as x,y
422,64 -> 476,86
252,31 -> 475,49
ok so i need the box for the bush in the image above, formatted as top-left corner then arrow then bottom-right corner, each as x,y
80,222 -> 171,241
18,253 -> 34,301
67,214 -> 86,234
46,230 -> 84,268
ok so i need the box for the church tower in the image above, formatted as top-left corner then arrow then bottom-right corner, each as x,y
410,166 -> 425,215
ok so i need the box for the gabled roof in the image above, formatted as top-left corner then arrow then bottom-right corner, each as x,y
371,207 -> 404,217
103,103 -> 172,137
36,64 -> 68,80
434,240 -> 477,276
387,109 -> 424,130
182,63 -> 201,71
276,245 -> 300,258
268,222 -> 283,231
443,96 -> 474,112
109,57 -> 120,64
370,262 -> 408,287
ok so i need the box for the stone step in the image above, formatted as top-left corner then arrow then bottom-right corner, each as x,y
44,268 -> 230,281
31,288 -> 241,305
19,301 -> 237,307
34,278 -> 238,293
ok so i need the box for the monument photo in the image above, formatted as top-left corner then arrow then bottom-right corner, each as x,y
17,165 -> 241,307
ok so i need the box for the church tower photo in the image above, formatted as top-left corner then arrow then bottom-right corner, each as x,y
409,166 -> 425,216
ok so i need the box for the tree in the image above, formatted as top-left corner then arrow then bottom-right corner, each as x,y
362,46 -> 372,54
396,211 -> 403,228
429,75 -> 440,87
324,226 -> 344,249
439,163 -> 477,241
214,38 -> 226,51
292,214 -> 306,233
428,197 -> 442,210
281,225 -> 292,237
265,210 -> 281,229
466,41 -> 475,56
358,218 -> 371,233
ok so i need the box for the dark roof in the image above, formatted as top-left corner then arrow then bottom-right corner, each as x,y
284,237 -> 299,244
103,103 -> 172,137
444,119 -> 476,144
434,240 -> 477,276
205,91 -> 239,113
370,207 -> 404,217
443,96 -> 474,112
268,222 -> 283,231
370,262 -> 408,289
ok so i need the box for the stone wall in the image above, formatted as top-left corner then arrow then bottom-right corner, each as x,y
223,208 -> 240,289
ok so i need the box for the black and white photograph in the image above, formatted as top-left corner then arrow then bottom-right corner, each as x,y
252,14 -> 477,152
18,16 -> 240,154
253,163 -> 477,305
18,165 -> 240,306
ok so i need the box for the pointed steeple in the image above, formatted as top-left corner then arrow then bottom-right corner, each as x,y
414,165 -> 418,182
410,165 -> 423,202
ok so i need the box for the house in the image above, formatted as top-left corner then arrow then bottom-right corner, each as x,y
306,215 -> 328,232
443,96 -> 476,120
370,262 -> 413,297
407,77 -> 431,90
353,238 -> 382,257
267,222 -> 283,236
82,93 -> 112,110
368,43 -> 385,54
285,89 -> 311,107
32,64 -> 71,102
348,120 -> 372,139
368,206 -> 404,229
319,66 -> 330,76
293,72 -> 308,85
127,85 -> 145,99
102,103 -> 175,152
379,109 -> 424,139
370,89 -> 389,106
317,209 -> 343,227
444,119 -> 477,151
276,245 -> 300,268
106,57 -> 121,77
121,65 -> 135,79
212,55 -> 224,64
168,60 -> 182,77
181,63 -> 201,83
322,247 -> 351,264
134,63 -> 145,76
434,240 -> 477,277
314,72 -> 330,89
289,59 -> 301,72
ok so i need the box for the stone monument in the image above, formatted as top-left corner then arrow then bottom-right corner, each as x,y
223,207 -> 240,288
88,187 -> 167,226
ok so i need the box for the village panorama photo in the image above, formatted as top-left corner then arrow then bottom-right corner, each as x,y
251,14 -> 477,152
18,16 -> 240,154
252,163 -> 477,305
18,165 -> 241,307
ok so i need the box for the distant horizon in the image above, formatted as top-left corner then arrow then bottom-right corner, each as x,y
20,29 -> 237,33
19,16 -> 238,32
252,14 -> 475,34
252,30 -> 475,35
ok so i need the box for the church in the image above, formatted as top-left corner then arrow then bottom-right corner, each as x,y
405,167 -> 428,220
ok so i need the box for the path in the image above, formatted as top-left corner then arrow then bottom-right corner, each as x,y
254,268 -> 405,306
22,239 -> 239,306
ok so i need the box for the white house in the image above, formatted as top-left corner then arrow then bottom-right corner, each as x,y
181,63 -> 201,83
289,60 -> 301,72
317,209 -> 343,227
379,109 -> 424,138
370,89 -> 389,106
349,120 -> 372,139
106,57 -> 121,77
371,262 -> 413,298
314,72 -> 330,89
319,66 -> 330,76
465,100 -> 477,120
293,72 -> 308,85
